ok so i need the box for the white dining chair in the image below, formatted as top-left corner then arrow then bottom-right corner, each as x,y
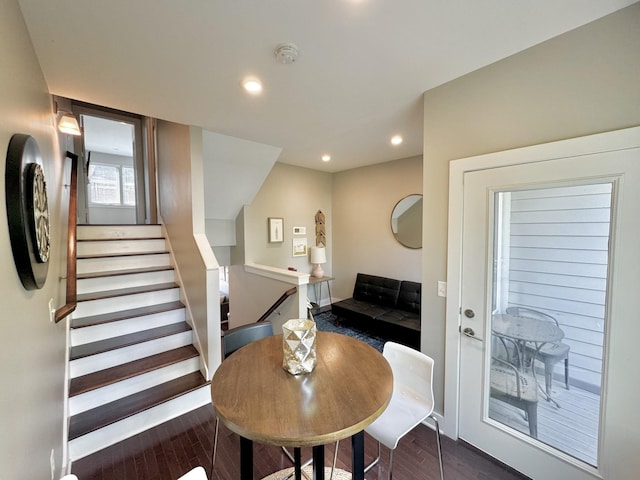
178,466 -> 207,479
364,342 -> 444,480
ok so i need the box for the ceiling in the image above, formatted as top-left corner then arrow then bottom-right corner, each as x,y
19,0 -> 636,173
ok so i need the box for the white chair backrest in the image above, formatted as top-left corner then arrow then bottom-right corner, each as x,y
383,342 -> 435,407
177,466 -> 208,480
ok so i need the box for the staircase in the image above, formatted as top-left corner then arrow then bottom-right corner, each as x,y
67,224 -> 211,461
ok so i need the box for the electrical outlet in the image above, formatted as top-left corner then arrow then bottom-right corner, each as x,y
49,298 -> 55,322
437,281 -> 447,298
50,449 -> 55,480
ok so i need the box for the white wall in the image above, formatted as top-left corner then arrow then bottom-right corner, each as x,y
423,4 -> 640,414
0,0 -> 69,477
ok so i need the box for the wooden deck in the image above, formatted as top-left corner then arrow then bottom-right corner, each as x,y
489,382 -> 600,466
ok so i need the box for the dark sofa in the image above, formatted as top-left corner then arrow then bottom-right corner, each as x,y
332,273 -> 421,349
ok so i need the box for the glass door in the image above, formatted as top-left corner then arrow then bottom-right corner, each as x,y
488,183 -> 610,465
454,131 -> 640,480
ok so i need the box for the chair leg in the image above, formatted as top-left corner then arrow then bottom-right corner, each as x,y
210,417 -> 219,479
544,361 -> 553,396
387,449 -> 394,480
431,415 -> 444,480
526,402 -> 538,438
329,440 -> 339,480
564,357 -> 570,390
364,441 -> 381,473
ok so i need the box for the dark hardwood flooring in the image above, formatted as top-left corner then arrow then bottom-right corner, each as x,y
71,405 -> 530,480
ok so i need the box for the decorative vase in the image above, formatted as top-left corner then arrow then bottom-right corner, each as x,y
282,318 -> 317,375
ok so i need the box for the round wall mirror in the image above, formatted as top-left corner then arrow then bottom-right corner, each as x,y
391,194 -> 423,249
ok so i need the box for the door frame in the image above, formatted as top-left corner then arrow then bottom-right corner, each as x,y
444,126 -> 640,440
71,102 -> 155,224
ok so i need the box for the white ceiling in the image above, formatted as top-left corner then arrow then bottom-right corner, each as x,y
19,0 -> 636,173
82,115 -> 134,156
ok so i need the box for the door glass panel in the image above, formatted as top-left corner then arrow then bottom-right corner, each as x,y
82,114 -> 138,224
488,183 -> 611,467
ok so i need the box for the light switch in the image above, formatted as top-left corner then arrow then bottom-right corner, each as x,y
437,281 -> 447,297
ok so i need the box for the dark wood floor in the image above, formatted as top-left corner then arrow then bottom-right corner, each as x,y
71,405 -> 530,480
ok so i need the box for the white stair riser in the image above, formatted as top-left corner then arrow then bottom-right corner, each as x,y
68,386 -> 211,461
70,332 -> 193,378
77,225 -> 163,240
69,357 -> 201,415
71,309 -> 186,346
77,239 -> 167,257
77,253 -> 172,274
77,269 -> 176,295
74,288 -> 180,318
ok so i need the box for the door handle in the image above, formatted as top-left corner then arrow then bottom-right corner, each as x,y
462,327 -> 482,341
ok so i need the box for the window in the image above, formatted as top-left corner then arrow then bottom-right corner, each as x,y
88,163 -> 136,206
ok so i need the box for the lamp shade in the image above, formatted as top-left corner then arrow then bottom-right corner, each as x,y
58,114 -> 81,136
310,246 -> 326,265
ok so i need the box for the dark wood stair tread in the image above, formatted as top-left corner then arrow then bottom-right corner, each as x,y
69,372 -> 208,440
69,346 -> 199,397
71,322 -> 191,360
77,251 -> 170,260
71,301 -> 185,328
77,265 -> 174,280
77,282 -> 179,302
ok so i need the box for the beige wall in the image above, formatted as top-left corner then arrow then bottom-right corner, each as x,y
0,0 -> 70,477
228,163 -> 331,328
422,4 -> 640,414
240,162 -> 333,276
156,122 -> 221,376
332,156 -> 423,300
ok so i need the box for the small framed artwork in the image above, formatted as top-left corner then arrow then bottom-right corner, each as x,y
292,237 -> 308,257
268,217 -> 284,243
293,226 -> 306,235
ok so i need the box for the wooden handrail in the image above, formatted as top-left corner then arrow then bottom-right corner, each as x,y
256,286 -> 298,323
54,151 -> 79,323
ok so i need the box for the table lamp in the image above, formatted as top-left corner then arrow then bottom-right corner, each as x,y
310,246 -> 326,278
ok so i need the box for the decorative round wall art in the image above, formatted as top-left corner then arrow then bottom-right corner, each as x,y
5,133 -> 50,290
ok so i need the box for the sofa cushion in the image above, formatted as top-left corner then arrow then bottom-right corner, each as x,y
352,273 -> 401,308
374,309 -> 421,331
332,298 -> 390,320
396,281 -> 421,314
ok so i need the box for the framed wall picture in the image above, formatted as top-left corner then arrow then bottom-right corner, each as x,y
268,217 -> 284,243
293,226 -> 306,235
292,237 -> 307,257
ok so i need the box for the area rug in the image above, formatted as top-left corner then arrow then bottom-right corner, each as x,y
262,466 -> 352,480
314,312 -> 384,352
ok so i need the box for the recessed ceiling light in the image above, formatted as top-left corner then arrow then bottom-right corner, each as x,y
321,154 -> 331,162
391,135 -> 403,146
242,78 -> 263,94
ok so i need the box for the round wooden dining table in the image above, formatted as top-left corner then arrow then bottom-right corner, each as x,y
211,331 -> 393,480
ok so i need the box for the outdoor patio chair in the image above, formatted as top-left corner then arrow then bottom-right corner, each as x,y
490,356 -> 539,438
506,306 -> 570,395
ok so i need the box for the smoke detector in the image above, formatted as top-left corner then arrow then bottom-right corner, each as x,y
274,43 -> 299,64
